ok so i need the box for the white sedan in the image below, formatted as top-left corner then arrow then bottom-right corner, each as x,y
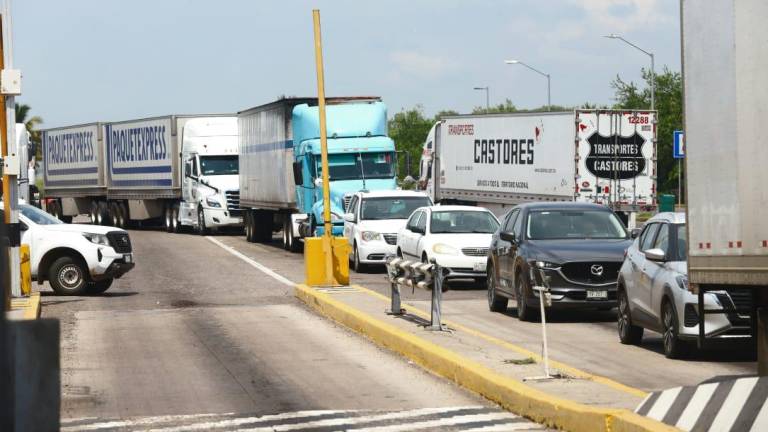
396,205 -> 499,280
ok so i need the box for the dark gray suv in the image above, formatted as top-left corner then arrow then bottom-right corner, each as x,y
486,202 -> 632,321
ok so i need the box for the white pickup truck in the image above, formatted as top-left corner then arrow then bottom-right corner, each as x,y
4,202 -> 135,295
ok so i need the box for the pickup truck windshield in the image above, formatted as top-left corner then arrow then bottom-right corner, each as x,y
430,211 -> 499,234
21,204 -> 63,225
320,152 -> 394,181
200,156 -> 238,176
526,210 -> 627,240
361,197 -> 431,220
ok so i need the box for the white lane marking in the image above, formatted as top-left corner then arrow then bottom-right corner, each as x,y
144,410 -> 349,432
750,399 -> 768,432
206,236 -> 295,287
462,424 -> 547,432
61,412 -> 236,431
709,377 -> 759,432
238,407 -> 496,432
646,386 -> 682,421
675,382 -> 719,430
346,413 -> 523,432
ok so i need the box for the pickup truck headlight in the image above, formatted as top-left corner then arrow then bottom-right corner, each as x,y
432,243 -> 458,255
676,275 -> 689,290
361,231 -> 381,241
83,233 -> 110,246
205,196 -> 222,208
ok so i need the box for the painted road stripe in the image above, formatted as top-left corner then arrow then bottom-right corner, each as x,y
661,385 -> 697,425
690,379 -> 736,430
62,412 -> 238,431
206,236 -> 294,286
735,379 -> 768,431
345,413 -> 528,432
674,382 -> 718,430
708,377 -> 759,431
750,398 -> 768,432
144,410 -> 354,432
646,386 -> 682,421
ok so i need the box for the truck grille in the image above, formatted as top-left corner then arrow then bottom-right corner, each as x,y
225,190 -> 240,211
107,231 -> 132,253
462,247 -> 489,257
560,262 -> 621,285
383,234 -> 397,245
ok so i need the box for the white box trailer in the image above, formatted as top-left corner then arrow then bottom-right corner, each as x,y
682,0 -> 768,361
418,110 -> 657,224
42,114 -> 241,232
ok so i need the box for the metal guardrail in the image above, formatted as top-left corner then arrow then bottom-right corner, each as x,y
384,256 -> 449,331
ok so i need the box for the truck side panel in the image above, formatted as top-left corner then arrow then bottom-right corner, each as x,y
238,104 -> 296,209
683,0 -> 768,285
104,117 -> 180,198
41,123 -> 105,195
436,113 -> 574,204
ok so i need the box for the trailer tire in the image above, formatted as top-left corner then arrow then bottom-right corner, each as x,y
110,202 -> 121,227
284,218 -> 302,253
96,201 -> 109,226
244,211 -> 253,242
164,204 -> 173,233
170,206 -> 180,233
89,201 -> 99,225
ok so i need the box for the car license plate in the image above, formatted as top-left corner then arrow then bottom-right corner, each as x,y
124,254 -> 133,264
473,262 -> 486,272
587,290 -> 607,299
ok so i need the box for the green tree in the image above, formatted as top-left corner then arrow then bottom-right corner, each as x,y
433,109 -> 459,120
611,67 -> 683,196
15,103 -> 43,158
388,105 -> 433,179
472,99 -> 517,115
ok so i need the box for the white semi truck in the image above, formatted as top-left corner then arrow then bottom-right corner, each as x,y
41,115 -> 241,233
418,110 -> 657,226
682,0 -> 767,367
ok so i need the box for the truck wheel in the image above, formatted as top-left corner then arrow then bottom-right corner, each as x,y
110,202 -> 121,227
117,202 -> 128,228
96,202 -> 109,226
287,220 -> 302,253
86,279 -> 113,295
170,206 -> 180,233
244,211 -> 254,242
164,205 -> 173,233
282,219 -> 290,250
89,201 -> 99,225
197,207 -> 209,236
49,256 -> 88,296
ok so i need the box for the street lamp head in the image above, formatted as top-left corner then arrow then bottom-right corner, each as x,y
473,87 -> 486,90
504,60 -> 519,64
604,34 -> 619,39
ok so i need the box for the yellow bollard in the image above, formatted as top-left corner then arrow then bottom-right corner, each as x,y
20,244 -> 31,296
305,236 -> 350,286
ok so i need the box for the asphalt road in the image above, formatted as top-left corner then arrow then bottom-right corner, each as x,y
40,227 -> 544,432
208,233 -> 756,393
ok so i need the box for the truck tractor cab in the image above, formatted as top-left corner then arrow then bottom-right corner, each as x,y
291,101 -> 397,237
179,117 -> 241,233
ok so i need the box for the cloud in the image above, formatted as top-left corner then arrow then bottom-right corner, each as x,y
389,50 -> 454,79
570,0 -> 671,32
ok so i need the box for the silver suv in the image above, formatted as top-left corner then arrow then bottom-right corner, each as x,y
617,212 -> 751,358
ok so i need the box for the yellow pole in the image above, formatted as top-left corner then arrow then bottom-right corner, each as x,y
0,14 -> 10,310
312,9 -> 335,285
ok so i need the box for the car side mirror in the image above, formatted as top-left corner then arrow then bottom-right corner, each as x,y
343,212 -> 355,223
500,231 -> 516,243
20,222 -> 28,231
630,228 -> 641,239
314,177 -> 322,188
644,248 -> 666,262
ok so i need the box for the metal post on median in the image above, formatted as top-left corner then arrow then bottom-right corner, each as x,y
429,259 -> 444,331
527,266 -> 553,380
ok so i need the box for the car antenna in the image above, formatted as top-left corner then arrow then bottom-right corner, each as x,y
358,152 -> 367,191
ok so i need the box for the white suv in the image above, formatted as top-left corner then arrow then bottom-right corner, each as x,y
617,212 -> 750,358
343,190 -> 432,271
7,203 -> 135,295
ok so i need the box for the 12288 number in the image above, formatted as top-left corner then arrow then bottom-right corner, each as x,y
628,115 -> 650,124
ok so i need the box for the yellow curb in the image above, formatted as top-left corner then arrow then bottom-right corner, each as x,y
10,292 -> 41,320
296,283 -> 677,432
351,284 -> 648,399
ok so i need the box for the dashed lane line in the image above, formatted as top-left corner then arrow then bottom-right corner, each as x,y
206,236 -> 294,287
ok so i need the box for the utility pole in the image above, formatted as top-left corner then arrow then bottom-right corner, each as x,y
0,1 -> 21,309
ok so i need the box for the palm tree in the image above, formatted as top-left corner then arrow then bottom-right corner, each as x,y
15,103 -> 43,157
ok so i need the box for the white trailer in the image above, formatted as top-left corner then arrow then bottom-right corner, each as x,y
418,110 -> 657,225
42,115 -> 241,232
682,0 -> 767,365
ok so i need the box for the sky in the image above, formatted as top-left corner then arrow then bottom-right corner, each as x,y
13,0 -> 681,128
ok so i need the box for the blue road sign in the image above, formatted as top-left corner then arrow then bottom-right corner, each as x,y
673,130 -> 685,159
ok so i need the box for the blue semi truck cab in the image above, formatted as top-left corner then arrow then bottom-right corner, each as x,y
292,101 -> 397,237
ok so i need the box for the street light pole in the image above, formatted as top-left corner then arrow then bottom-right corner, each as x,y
473,86 -> 489,112
604,34 -> 655,111
505,60 -> 550,111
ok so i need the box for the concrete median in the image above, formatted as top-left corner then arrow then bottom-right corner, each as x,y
295,283 -> 678,432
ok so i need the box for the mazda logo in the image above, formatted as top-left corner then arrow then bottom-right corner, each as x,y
590,265 -> 604,276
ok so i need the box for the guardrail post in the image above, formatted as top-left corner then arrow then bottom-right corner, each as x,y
429,259 -> 444,331
388,281 -> 403,315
